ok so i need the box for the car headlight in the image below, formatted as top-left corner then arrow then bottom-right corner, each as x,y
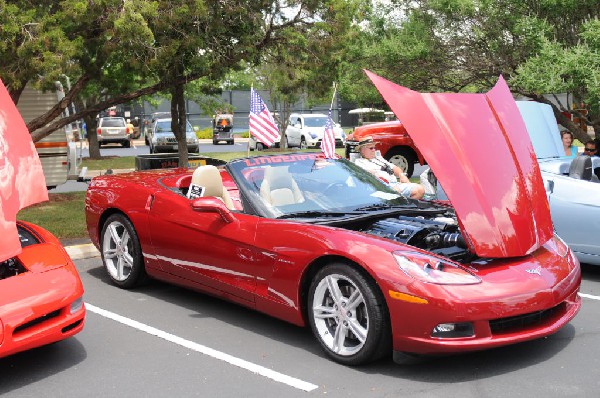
310,132 -> 318,139
393,251 -> 481,285
70,296 -> 84,314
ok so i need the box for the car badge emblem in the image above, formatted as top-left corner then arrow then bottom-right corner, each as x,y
526,266 -> 542,276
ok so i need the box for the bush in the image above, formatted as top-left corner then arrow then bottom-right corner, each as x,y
195,127 -> 250,139
195,127 -> 213,139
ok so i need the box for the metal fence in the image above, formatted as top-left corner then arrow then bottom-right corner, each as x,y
128,90 -> 360,131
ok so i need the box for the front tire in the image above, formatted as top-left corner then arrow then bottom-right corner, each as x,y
300,137 -> 308,149
100,214 -> 147,289
308,263 -> 391,366
256,142 -> 265,151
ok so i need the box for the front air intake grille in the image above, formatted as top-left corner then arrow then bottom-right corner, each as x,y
489,303 -> 564,334
14,310 -> 61,334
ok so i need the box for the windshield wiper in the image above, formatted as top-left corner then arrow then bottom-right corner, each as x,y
353,203 -> 416,211
277,210 -> 363,219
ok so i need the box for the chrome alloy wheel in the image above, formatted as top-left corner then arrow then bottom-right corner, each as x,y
102,220 -> 134,282
312,273 -> 369,357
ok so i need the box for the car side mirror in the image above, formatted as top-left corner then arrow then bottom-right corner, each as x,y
190,197 -> 236,223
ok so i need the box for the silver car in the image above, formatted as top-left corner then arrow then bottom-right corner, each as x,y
97,117 -> 130,147
148,118 -> 199,153
517,101 -> 600,265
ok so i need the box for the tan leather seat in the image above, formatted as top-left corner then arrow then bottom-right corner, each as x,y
259,166 -> 305,206
190,165 -> 235,210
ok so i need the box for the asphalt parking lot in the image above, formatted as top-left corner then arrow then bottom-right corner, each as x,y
2,253 -> 600,397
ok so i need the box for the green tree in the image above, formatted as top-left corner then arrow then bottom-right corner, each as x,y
2,0 -> 360,163
255,0 -> 360,147
341,0 -> 600,140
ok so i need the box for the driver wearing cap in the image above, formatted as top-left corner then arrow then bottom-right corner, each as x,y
354,137 -> 425,199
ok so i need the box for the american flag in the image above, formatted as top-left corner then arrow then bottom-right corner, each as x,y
321,109 -> 337,159
249,88 -> 279,147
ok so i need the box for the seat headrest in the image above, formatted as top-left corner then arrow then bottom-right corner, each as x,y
264,166 -> 295,190
568,155 -> 592,180
191,165 -> 224,197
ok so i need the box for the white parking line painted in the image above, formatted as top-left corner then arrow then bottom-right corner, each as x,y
85,303 -> 318,392
579,293 -> 600,301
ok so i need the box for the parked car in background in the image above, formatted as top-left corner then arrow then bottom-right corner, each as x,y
143,112 -> 171,144
517,101 -> 600,265
212,113 -> 234,145
97,117 -> 130,147
345,120 -> 425,178
147,118 -> 199,153
249,134 -> 280,151
285,113 -> 346,149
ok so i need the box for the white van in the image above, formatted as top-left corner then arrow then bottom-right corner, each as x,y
16,83 -> 81,189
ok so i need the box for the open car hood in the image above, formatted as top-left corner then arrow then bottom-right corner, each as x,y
0,79 -> 48,262
365,71 -> 553,258
515,101 -> 565,159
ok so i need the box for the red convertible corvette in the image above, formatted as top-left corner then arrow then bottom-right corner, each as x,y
0,80 -> 85,359
85,74 -> 581,365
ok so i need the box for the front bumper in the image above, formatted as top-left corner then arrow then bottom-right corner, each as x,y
385,252 -> 581,357
0,266 -> 86,358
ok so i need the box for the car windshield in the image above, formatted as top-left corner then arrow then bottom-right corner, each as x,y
156,120 -> 194,133
227,153 -> 413,218
303,117 -> 327,128
101,118 -> 125,127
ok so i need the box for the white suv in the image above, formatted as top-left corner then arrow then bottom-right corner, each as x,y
285,113 -> 346,149
97,117 -> 130,147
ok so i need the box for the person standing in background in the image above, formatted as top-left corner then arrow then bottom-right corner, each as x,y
561,131 -> 578,158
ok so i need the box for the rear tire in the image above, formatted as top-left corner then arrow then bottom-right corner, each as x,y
100,214 -> 147,289
308,263 -> 391,366
256,142 -> 265,151
385,147 -> 416,178
122,140 -> 131,148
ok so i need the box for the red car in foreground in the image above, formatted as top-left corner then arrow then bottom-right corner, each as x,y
85,74 -> 580,366
0,79 -> 85,359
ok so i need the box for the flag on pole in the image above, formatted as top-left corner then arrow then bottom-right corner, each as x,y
321,109 -> 337,159
249,88 -> 279,147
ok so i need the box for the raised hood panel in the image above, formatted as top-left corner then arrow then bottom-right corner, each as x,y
516,101 -> 564,159
365,71 -> 553,258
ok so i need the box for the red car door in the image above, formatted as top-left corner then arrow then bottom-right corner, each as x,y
146,191 -> 262,304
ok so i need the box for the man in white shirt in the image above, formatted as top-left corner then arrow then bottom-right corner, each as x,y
354,136 -> 425,199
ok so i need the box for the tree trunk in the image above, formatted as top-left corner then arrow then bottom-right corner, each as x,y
170,81 -> 188,167
86,116 -> 102,159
